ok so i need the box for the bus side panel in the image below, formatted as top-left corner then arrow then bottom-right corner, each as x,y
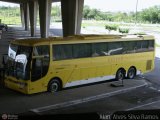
66,58 -> 92,84
92,57 -> 112,77
109,52 -> 155,77
50,60 -> 75,86
109,55 -> 124,76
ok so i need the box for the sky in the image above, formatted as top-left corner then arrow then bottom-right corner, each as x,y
0,1 -> 18,7
0,0 -> 160,12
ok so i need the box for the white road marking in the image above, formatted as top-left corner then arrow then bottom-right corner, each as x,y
30,82 -> 147,114
127,100 -> 160,111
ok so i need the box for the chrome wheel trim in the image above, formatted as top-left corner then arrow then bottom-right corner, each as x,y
50,82 -> 58,92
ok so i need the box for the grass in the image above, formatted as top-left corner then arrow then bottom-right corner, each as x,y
0,16 -> 21,25
1,17 -> 160,35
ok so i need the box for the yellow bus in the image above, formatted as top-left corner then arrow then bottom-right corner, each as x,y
4,34 -> 155,94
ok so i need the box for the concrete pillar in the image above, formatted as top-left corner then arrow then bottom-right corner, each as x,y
29,1 -> 38,37
23,3 -> 29,31
38,0 -> 52,38
20,4 -> 25,28
61,0 -> 84,37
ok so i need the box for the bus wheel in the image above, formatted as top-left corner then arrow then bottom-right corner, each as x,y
116,69 -> 125,81
48,79 -> 61,93
127,67 -> 136,79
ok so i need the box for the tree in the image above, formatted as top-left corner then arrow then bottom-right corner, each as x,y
83,5 -> 90,19
139,6 -> 160,23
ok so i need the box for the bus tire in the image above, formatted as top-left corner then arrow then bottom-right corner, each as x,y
127,67 -> 136,79
48,79 -> 61,93
116,69 -> 125,81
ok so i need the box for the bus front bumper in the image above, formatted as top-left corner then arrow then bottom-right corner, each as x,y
5,77 -> 29,94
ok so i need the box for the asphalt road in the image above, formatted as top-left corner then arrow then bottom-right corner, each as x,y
41,85 -> 160,115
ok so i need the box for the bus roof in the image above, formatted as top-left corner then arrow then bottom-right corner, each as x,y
10,34 -> 154,46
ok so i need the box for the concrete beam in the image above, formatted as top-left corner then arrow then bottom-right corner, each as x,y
61,0 -> 84,37
29,1 -> 37,37
38,0 -> 52,38
20,4 -> 25,28
0,0 -> 60,3
0,0 -> 24,4
23,2 -> 30,31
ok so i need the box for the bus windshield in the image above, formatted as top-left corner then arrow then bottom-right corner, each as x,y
7,44 -> 32,80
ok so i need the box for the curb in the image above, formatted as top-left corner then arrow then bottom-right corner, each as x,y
30,81 -> 148,114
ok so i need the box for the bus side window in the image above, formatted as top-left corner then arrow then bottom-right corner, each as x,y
136,41 -> 142,52
73,43 -> 91,58
108,42 -> 123,55
92,43 -> 108,56
148,40 -> 154,51
53,45 -> 72,60
33,45 -> 49,57
141,40 -> 149,52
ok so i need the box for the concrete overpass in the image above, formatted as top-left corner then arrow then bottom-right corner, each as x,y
0,0 -> 84,38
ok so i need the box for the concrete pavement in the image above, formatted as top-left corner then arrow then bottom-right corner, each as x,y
0,79 -> 147,114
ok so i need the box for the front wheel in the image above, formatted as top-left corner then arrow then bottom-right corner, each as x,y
48,79 -> 61,93
127,67 -> 136,79
116,69 -> 125,81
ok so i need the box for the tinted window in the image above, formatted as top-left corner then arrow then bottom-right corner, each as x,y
52,40 -> 154,61
108,42 -> 123,55
32,45 -> 50,81
8,44 -> 18,59
33,45 -> 49,57
53,44 -> 72,60
136,41 -> 142,52
123,41 -> 136,54
73,43 -> 91,58
15,46 -> 32,80
92,43 -> 108,56
141,40 -> 149,51
136,40 -> 150,52
148,40 -> 154,51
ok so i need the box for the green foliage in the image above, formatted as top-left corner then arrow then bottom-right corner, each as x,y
105,24 -> 118,31
0,6 -> 21,24
133,32 -> 146,35
83,5 -> 160,24
54,19 -> 62,22
138,6 -> 160,23
1,4 -> 160,25
156,43 -> 160,47
119,28 -> 129,34
0,5 -> 62,25
51,5 -> 61,18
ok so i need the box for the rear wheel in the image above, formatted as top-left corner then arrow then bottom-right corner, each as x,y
127,67 -> 136,79
48,79 -> 61,93
116,69 -> 125,81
